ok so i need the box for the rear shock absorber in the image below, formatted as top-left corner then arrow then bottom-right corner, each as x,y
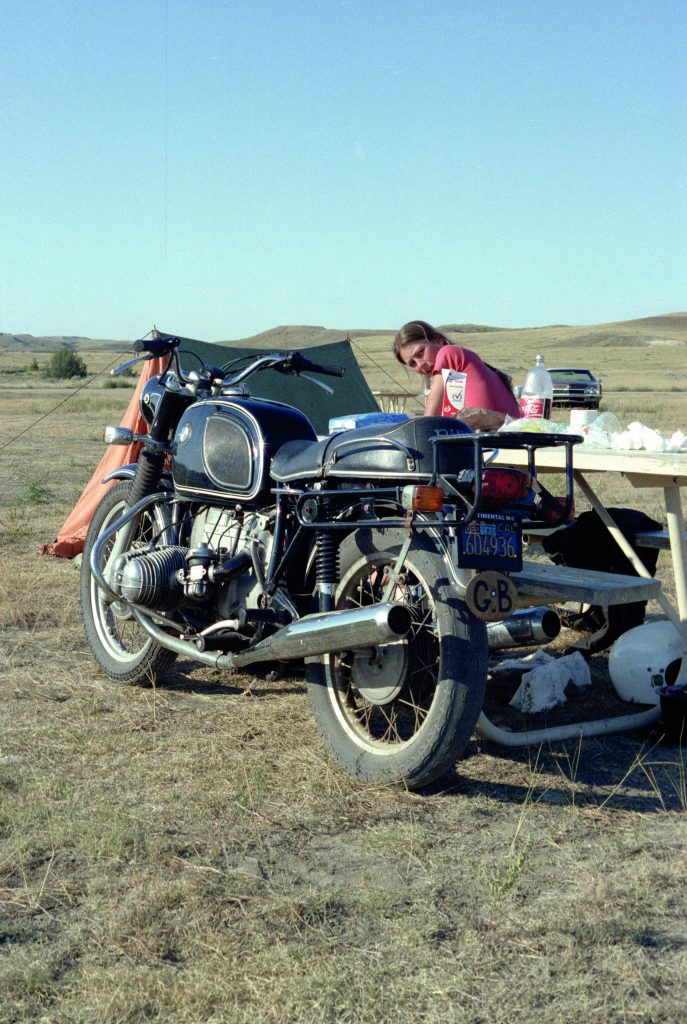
315,520 -> 339,613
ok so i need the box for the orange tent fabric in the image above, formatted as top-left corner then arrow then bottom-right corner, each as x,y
40,356 -> 167,557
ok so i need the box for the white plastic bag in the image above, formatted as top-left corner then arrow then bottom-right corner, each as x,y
507,651 -> 592,713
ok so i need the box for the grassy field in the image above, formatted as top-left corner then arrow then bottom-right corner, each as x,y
2,333 -> 687,1023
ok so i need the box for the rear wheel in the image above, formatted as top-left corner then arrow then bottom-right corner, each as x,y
80,481 -> 177,685
306,526 -> 488,788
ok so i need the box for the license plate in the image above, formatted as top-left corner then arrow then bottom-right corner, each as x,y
457,513 -> 522,572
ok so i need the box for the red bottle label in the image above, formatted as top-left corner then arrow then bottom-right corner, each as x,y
519,396 -> 552,419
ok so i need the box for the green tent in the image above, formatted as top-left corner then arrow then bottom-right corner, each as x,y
153,331 -> 378,435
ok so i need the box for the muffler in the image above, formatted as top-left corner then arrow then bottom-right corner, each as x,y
131,602 -> 412,671
226,602 -> 412,668
487,607 -> 560,650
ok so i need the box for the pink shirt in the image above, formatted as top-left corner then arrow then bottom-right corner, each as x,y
433,345 -> 520,418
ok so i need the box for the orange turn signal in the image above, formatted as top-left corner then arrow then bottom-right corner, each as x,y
401,485 -> 444,512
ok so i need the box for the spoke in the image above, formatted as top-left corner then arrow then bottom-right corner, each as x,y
377,703 -> 402,743
356,700 -> 374,731
397,695 -> 430,730
407,654 -> 439,679
403,679 -> 430,713
408,606 -> 434,634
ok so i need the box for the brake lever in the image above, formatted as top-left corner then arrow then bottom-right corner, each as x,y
300,372 -> 334,395
111,354 -> 150,376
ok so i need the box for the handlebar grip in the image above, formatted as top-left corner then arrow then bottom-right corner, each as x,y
132,336 -> 181,356
307,361 -> 345,379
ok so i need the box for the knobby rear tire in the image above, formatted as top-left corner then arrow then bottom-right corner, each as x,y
306,526 -> 488,789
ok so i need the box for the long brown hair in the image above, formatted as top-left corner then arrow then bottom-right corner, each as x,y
393,320 -> 515,395
393,321 -> 446,364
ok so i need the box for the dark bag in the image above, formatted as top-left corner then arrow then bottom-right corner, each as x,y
542,508 -> 662,653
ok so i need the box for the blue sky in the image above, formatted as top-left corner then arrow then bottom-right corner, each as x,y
1,0 -> 685,340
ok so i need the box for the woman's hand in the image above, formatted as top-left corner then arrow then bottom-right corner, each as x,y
422,378 -> 512,431
423,374 -> 444,416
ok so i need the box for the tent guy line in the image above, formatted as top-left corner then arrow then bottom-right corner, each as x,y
346,334 -> 425,411
0,354 -> 123,453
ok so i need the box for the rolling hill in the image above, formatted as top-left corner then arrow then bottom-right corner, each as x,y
2,312 -> 686,355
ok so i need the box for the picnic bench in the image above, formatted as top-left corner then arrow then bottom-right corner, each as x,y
478,443 -> 687,746
510,561 -> 661,608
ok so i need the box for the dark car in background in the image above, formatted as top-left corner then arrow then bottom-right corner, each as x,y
549,367 -> 603,409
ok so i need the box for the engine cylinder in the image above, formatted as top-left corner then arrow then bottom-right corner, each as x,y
115,546 -> 189,610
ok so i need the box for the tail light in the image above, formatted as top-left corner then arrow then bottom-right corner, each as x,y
401,485 -> 444,512
542,496 -> 575,523
479,468 -> 531,501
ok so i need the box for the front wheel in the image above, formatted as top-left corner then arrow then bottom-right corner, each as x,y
306,527 -> 488,789
80,481 -> 177,686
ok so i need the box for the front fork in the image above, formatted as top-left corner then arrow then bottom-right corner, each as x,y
98,449 -> 168,596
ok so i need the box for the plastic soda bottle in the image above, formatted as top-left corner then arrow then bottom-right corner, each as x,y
519,354 -> 554,419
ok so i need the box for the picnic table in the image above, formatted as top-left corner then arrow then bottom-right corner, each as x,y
478,443 -> 687,746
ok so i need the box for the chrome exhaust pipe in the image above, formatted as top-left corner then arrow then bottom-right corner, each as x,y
131,602 -> 412,671
226,602 -> 412,669
487,607 -> 560,650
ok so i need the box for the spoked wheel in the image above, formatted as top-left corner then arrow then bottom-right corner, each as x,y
306,527 -> 488,788
80,481 -> 177,685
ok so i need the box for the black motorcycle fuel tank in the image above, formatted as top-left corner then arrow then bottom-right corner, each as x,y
172,397 -> 317,506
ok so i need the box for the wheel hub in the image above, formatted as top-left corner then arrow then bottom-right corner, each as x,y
350,641 -> 408,705
110,599 -> 134,620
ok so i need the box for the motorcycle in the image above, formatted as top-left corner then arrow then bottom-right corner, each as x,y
81,334 -> 579,788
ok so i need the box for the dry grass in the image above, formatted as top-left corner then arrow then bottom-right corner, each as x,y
2,344 -> 687,1023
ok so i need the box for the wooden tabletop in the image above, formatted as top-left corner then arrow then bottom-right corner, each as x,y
494,442 -> 687,486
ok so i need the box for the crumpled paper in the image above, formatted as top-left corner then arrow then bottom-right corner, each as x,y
492,650 -> 592,713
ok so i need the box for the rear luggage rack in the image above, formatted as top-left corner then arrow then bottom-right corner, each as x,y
280,431 -> 582,533
428,431 -> 581,529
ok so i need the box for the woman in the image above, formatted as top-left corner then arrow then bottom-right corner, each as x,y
393,320 -> 520,431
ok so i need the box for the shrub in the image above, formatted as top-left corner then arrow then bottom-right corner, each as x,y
12,474 -> 54,507
43,347 -> 88,379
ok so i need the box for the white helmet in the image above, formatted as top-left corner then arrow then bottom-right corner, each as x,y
609,621 -> 686,705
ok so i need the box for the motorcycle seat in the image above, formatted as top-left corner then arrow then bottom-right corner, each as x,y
270,416 -> 475,483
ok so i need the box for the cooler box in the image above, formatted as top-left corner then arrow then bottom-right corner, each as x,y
328,412 -> 410,434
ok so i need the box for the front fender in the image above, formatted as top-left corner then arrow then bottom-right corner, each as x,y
102,463 -> 173,489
